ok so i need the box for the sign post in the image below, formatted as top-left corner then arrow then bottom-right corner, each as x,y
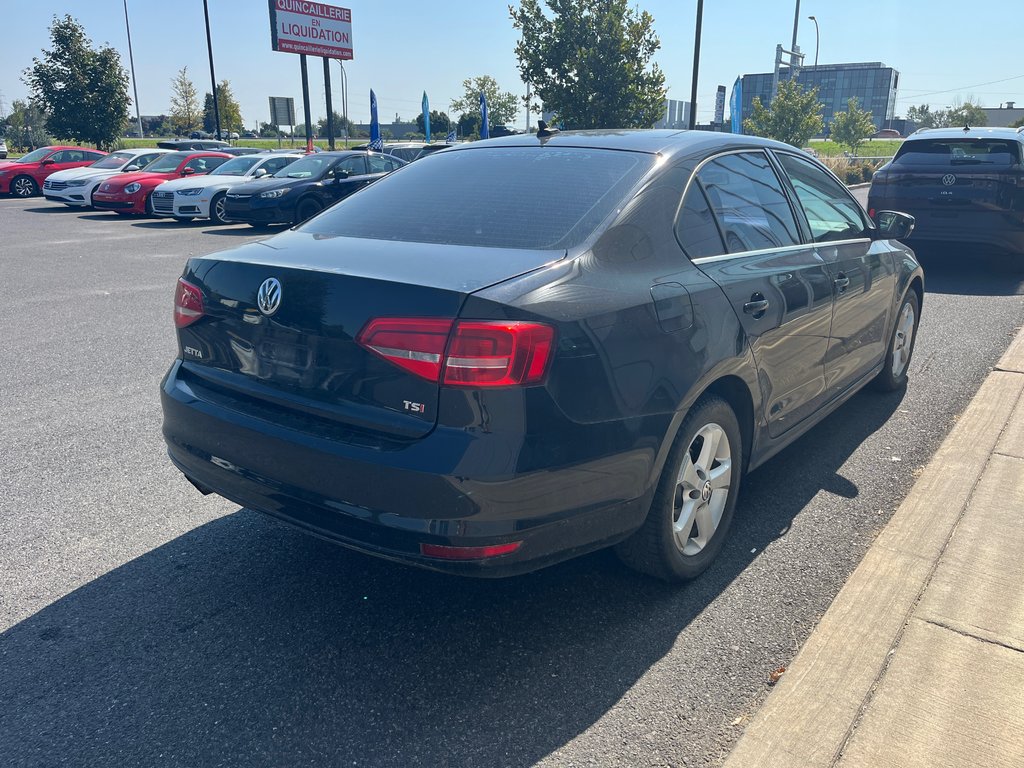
268,0 -> 353,153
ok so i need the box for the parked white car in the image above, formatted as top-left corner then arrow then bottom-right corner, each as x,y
150,152 -> 302,224
42,148 -> 170,207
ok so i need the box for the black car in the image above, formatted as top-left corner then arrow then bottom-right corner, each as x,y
222,150 -> 404,226
159,139 -> 230,151
162,130 -> 922,581
868,126 -> 1024,255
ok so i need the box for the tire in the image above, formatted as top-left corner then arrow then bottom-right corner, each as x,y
11,175 -> 38,198
294,198 -> 323,225
208,192 -> 228,225
616,395 -> 744,582
871,289 -> 920,392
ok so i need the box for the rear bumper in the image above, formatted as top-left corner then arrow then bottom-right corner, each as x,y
160,361 -> 657,576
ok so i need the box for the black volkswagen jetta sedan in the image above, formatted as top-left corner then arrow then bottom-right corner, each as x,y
222,150 -> 405,226
162,130 -> 923,581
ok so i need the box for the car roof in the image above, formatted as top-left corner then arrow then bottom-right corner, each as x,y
442,129 -> 800,161
907,126 -> 1024,142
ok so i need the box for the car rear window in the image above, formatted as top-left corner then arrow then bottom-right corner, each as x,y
302,146 -> 655,250
893,139 -> 1021,167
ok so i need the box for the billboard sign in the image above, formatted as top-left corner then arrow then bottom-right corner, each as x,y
268,0 -> 353,60
269,96 -> 296,126
714,85 -> 726,125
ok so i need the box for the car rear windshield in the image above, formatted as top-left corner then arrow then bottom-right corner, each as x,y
301,146 -> 656,250
893,139 -> 1021,167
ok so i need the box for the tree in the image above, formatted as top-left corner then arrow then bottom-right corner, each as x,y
1013,116 -> 1024,129
317,111 -> 356,137
743,79 -> 824,148
905,104 -> 938,130
457,112 -> 481,139
169,67 -> 200,136
23,15 -> 130,148
830,98 -> 875,155
510,0 -> 666,129
1,99 -> 52,151
945,101 -> 986,128
449,75 -> 519,128
415,110 -> 451,136
202,81 -> 242,135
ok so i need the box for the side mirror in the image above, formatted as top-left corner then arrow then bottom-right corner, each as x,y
181,167 -> 196,176
41,158 -> 55,165
253,168 -> 268,178
122,165 -> 139,172
333,169 -> 350,180
873,210 -> 915,241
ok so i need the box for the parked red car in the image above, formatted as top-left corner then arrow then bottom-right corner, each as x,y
92,151 -> 232,215
0,145 -> 107,197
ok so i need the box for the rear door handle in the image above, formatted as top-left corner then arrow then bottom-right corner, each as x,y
743,296 -> 770,317
834,273 -> 850,292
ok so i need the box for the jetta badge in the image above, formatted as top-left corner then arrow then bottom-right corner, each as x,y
257,277 -> 282,316
942,173 -> 956,186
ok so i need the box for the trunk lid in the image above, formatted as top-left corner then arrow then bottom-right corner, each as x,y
176,231 -> 561,440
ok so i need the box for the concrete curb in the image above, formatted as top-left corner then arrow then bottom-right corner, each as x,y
723,324 -> 1024,768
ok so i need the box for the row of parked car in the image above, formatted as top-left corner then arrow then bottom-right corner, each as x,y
0,138 -> 450,226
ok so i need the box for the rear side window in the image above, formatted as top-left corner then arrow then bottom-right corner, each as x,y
697,152 -> 801,253
302,147 -> 656,250
893,139 -> 1021,167
676,182 -> 726,259
776,152 -> 867,242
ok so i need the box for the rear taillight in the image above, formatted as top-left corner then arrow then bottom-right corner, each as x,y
357,318 -> 555,387
420,541 -> 522,560
174,278 -> 204,328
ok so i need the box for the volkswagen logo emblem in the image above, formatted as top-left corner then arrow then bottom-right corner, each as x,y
257,277 -> 282,316
941,173 -> 956,186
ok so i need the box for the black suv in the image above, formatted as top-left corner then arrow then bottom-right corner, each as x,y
868,126 -> 1024,255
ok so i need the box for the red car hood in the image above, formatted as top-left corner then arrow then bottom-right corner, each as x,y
99,170 -> 177,192
0,160 -> 30,171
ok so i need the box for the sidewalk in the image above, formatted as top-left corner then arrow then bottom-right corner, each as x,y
724,327 -> 1024,768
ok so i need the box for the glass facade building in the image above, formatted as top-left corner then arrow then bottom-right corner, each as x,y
738,62 -> 899,133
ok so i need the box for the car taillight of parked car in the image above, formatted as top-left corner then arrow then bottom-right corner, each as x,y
174,278 -> 205,328
357,318 -> 554,387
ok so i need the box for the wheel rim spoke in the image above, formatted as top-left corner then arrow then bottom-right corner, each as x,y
696,426 -> 721,469
674,422 -> 732,557
709,459 -> 732,491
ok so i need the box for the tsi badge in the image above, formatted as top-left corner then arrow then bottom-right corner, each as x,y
403,400 -> 426,414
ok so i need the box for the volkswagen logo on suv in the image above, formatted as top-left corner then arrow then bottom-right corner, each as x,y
257,278 -> 282,316
941,173 -> 957,186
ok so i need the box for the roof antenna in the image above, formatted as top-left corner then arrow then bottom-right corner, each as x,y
963,124 -> 970,132
537,120 -> 559,139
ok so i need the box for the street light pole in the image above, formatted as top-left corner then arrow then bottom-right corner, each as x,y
122,0 -> 143,139
808,15 -> 820,67
689,0 -> 704,130
202,0 -> 221,140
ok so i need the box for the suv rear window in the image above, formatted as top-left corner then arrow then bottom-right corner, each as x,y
893,139 -> 1021,167
302,147 -> 655,250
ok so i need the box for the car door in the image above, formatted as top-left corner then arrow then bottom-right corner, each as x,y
774,151 -> 897,395
325,155 -> 370,204
687,150 -> 834,438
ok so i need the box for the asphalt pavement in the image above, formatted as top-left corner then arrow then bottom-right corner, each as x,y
1,195 -> 1022,767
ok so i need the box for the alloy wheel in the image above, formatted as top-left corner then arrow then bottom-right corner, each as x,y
892,301 -> 916,378
672,423 -> 732,556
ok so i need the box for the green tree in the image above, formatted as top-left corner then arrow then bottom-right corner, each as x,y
415,109 -> 451,136
317,112 -> 356,137
945,101 -> 986,128
23,15 -> 130,148
457,111 -> 481,139
169,67 -> 200,136
905,104 -> 939,130
743,79 -> 824,148
1012,116 -> 1024,129
449,75 -> 519,128
2,99 -> 52,150
830,97 -> 875,155
202,81 -> 243,136
510,0 -> 666,129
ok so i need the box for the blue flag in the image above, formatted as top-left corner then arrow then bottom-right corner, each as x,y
445,130 -> 457,144
422,91 -> 431,144
730,77 -> 743,135
479,91 -> 489,139
369,89 -> 383,151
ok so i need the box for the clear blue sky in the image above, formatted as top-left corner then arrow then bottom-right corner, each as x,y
2,0 -> 1022,129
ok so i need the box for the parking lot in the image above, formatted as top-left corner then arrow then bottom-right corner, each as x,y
2,194 -> 1023,767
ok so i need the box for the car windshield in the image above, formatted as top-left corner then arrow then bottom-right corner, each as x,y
274,155 -> 333,179
90,152 -> 136,170
302,146 -> 656,250
16,148 -> 53,164
143,152 -> 190,173
893,139 -> 1021,167
212,156 -> 261,176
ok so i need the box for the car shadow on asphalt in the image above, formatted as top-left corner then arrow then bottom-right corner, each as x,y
20,205 -> 82,213
201,225 -> 290,237
131,220 -> 210,230
911,244 -> 1024,296
0,388 -> 904,767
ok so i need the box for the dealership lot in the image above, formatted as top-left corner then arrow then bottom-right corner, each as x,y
2,196 -> 1023,767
